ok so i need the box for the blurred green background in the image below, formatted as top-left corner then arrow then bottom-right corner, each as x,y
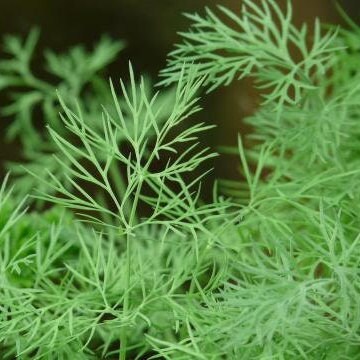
0,0 -> 358,183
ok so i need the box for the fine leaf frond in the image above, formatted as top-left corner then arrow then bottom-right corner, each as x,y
160,0 -> 341,110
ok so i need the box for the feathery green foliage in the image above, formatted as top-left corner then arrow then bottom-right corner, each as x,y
1,1 -> 360,359
159,0 -> 340,109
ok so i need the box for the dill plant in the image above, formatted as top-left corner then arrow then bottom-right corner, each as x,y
1,1 -> 360,359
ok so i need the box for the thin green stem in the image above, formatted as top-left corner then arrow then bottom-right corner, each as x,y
109,163 -> 132,220
119,179 -> 143,360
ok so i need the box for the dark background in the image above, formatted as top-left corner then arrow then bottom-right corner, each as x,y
0,0 -> 359,182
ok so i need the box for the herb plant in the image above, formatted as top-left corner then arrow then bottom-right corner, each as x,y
1,1 -> 360,359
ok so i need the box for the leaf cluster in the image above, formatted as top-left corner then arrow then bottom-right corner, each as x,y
1,1 -> 360,359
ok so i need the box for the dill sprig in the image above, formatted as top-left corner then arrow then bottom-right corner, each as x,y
1,1 -> 360,359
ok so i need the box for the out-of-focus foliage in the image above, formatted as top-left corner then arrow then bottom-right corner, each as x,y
0,30 -> 176,199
